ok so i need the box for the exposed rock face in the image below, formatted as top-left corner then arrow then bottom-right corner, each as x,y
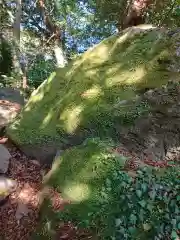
0,88 -> 24,104
0,145 -> 11,173
120,82 -> 180,162
0,88 -> 24,131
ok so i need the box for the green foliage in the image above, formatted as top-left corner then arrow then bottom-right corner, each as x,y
114,100 -> 150,126
27,55 -> 56,88
147,1 -> 180,27
32,139 -> 179,240
54,166 -> 180,240
86,0 -> 180,30
0,37 -> 13,81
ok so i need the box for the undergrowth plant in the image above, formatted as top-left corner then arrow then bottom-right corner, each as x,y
32,139 -> 179,240
56,166 -> 180,240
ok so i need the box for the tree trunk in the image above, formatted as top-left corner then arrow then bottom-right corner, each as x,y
13,0 -> 21,40
38,0 -> 66,67
54,41 -> 66,68
13,0 -> 28,89
12,0 -> 22,79
120,0 -> 153,30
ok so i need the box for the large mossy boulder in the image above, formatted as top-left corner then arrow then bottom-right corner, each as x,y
7,25 -> 180,164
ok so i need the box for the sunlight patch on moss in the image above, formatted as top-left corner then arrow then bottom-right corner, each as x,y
60,104 -> 84,133
105,65 -> 122,75
41,111 -> 53,128
81,85 -> 103,100
126,67 -> 146,84
87,44 -> 110,62
77,152 -> 111,181
109,32 -> 131,55
105,66 -> 146,87
46,71 -> 57,83
63,183 -> 90,202
25,92 -> 45,109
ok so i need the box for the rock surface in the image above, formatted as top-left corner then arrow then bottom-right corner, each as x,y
0,88 -> 24,131
0,88 -> 24,105
0,145 -> 11,173
120,82 -> 180,162
0,175 -> 17,204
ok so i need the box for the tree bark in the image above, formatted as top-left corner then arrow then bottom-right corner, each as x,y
13,0 -> 21,40
12,0 -> 22,79
13,0 -> 28,89
38,0 -> 66,67
120,0 -> 153,30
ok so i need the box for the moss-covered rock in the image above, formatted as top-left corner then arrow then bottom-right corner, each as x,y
31,138 -> 125,239
7,25 -> 180,163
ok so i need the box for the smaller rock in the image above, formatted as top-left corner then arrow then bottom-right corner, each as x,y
0,175 -> 17,204
0,88 -> 24,132
0,88 -> 24,105
0,145 -> 11,173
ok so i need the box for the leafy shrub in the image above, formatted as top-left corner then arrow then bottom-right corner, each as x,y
27,55 -> 56,88
56,165 -> 180,239
32,139 -> 179,240
0,37 -> 13,81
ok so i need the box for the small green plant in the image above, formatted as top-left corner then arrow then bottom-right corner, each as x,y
114,100 -> 151,126
57,166 -> 180,240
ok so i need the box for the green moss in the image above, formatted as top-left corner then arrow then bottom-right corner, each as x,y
7,26 -> 180,145
31,138 -> 125,239
46,139 -> 121,200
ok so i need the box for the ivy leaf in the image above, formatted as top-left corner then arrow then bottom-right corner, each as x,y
118,227 -> 125,234
175,205 -> 179,214
106,178 -> 111,187
170,200 -> 176,208
115,218 -> 122,227
149,190 -> 156,200
171,230 -> 178,239
171,219 -> 177,227
139,209 -> 144,222
128,227 -> 136,235
164,195 -> 170,204
141,183 -> 148,193
128,203 -> 133,209
148,205 -> 154,213
143,223 -> 152,231
136,189 -> 142,198
178,222 -> 180,230
130,214 -> 137,225
116,155 -> 127,167
139,200 -> 146,208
